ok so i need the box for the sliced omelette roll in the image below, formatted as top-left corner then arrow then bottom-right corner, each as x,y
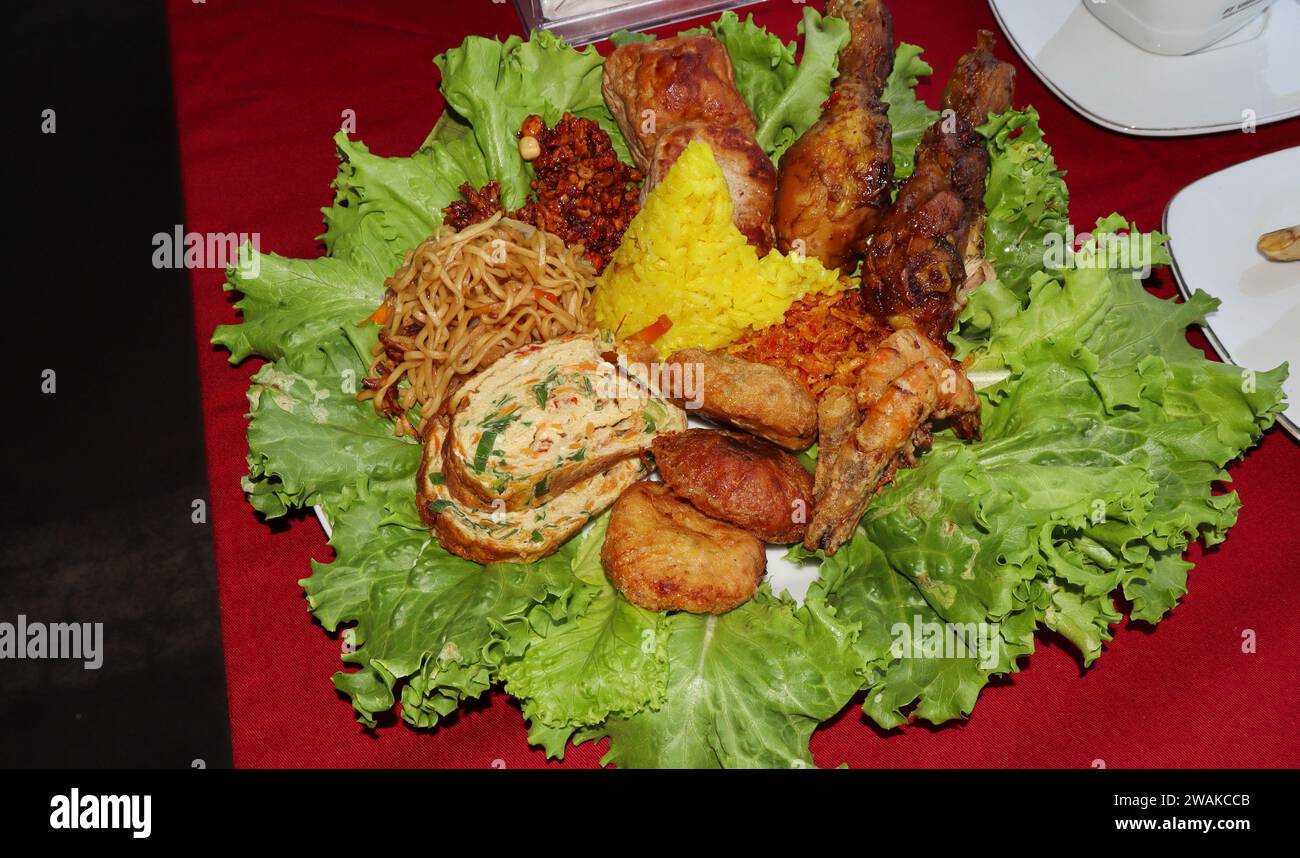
419,416 -> 647,565
443,333 -> 686,512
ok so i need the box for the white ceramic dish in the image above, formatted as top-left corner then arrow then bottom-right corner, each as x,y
1086,0 -> 1279,56
313,413 -> 824,604
989,0 -> 1300,136
1163,145 -> 1299,439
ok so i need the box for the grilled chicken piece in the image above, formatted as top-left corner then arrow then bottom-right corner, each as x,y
602,35 -> 757,172
774,0 -> 896,272
860,31 -> 1015,342
806,329 -> 981,555
603,35 -> 776,253
647,123 -> 776,252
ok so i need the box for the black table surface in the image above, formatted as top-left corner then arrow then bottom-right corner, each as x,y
2,0 -> 233,768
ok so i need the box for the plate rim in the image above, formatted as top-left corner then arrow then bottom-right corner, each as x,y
988,0 -> 1300,137
1161,145 -> 1299,440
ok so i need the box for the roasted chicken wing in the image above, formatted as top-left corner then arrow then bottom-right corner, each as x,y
652,429 -> 814,544
805,329 -> 981,554
860,31 -> 1015,342
773,0 -> 895,272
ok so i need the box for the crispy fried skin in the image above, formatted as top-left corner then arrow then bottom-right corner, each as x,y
860,31 -> 1015,342
602,482 -> 765,614
647,123 -> 776,253
666,348 -> 818,450
652,429 -> 814,544
603,35 -> 776,253
774,0 -> 895,272
806,330 -> 981,554
602,35 -> 757,173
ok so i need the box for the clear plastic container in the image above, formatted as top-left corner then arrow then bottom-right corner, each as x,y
512,0 -> 765,46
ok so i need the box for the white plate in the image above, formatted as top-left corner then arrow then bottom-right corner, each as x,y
1163,145 -> 1300,439
312,413 -> 825,604
989,0 -> 1300,136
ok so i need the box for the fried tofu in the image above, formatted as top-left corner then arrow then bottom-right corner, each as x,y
602,482 -> 764,615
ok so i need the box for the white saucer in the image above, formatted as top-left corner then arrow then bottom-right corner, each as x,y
1163,145 -> 1299,440
989,0 -> 1300,136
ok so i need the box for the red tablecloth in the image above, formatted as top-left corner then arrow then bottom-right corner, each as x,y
170,0 -> 1300,768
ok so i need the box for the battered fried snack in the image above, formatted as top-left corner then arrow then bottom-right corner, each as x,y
653,429 -> 813,544
602,482 -> 765,615
665,347 -> 817,451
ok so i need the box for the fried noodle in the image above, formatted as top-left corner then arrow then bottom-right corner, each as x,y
360,213 -> 596,437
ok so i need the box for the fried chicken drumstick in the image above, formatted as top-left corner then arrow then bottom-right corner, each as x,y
860,31 -> 1015,341
773,0 -> 896,273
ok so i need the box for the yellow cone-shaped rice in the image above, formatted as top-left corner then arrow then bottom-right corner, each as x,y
594,141 -> 847,356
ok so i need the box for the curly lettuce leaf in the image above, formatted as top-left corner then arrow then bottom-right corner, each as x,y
434,30 -> 621,209
498,516 -> 671,734
978,108 -> 1069,298
576,589 -> 862,768
241,327 -> 421,519
820,211 -> 1283,720
302,480 -> 590,729
212,249 -> 385,365
681,10 -> 935,170
322,127 -> 487,270
885,42 -> 939,179
715,9 -> 851,161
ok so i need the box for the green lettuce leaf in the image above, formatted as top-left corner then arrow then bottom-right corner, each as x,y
978,108 -> 1070,298
712,8 -> 851,161
303,480 -> 590,728
658,10 -> 936,170
885,42 -> 939,179
577,589 -> 863,768
434,30 -> 621,209
321,128 -> 487,270
499,516 -> 671,733
241,327 -> 421,519
212,249 -> 385,365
